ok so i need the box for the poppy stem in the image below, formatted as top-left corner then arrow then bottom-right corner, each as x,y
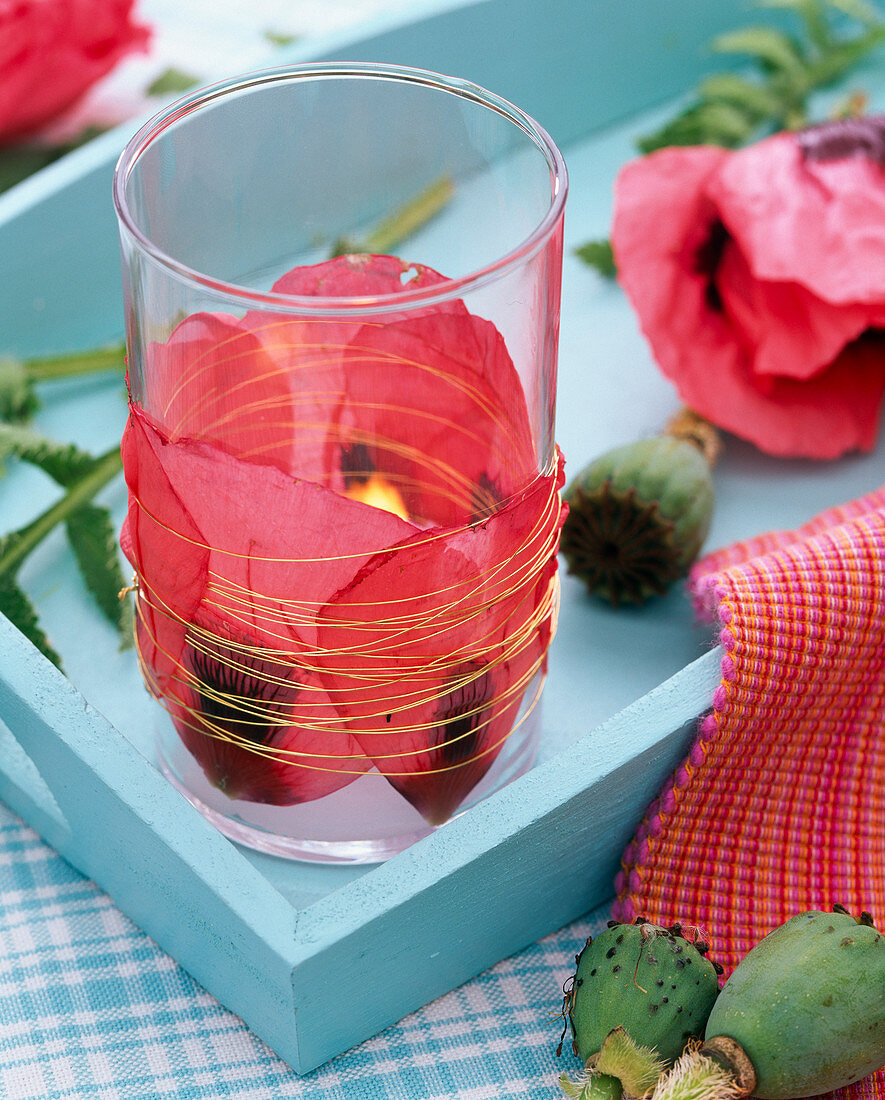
0,445 -> 122,579
330,176 -> 455,257
663,407 -> 722,468
24,342 -> 126,381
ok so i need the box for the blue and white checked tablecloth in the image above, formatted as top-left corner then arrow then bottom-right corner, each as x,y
0,2 -> 610,1094
0,801 -> 604,1098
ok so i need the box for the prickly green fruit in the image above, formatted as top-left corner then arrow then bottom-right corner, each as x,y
567,920 -> 722,1067
560,411 -> 716,606
702,906 -> 885,1098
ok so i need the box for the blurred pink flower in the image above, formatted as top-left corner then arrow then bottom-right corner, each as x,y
0,0 -> 149,144
612,117 -> 885,459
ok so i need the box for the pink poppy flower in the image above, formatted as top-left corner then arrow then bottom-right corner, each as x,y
611,117 -> 885,459
0,0 -> 149,144
121,256 -> 563,816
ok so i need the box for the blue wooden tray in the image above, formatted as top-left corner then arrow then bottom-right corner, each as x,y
2,0 -> 884,1073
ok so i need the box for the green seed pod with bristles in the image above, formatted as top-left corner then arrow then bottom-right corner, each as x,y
565,921 -> 722,1072
560,411 -> 716,606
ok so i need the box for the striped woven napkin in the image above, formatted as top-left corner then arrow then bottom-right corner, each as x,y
611,484 -> 885,1099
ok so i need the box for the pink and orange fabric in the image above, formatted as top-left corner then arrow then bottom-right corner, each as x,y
613,485 -> 885,1100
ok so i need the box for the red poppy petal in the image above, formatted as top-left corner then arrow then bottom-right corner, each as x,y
173,719 -> 369,807
376,638 -> 544,826
716,239 -> 875,379
141,312 -> 296,473
271,253 -> 456,304
130,404 -> 417,646
711,131 -> 885,304
239,257 -> 472,487
124,251 -> 561,810
611,146 -> 732,370
664,319 -> 885,457
254,255 -> 464,384
172,625 -> 370,806
0,0 -> 150,143
121,408 -> 208,626
314,465 -> 564,823
333,310 -> 539,527
145,612 -> 370,806
317,563 -> 550,825
124,406 -> 413,804
244,255 -> 538,524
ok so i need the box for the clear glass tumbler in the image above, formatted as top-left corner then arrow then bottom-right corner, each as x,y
113,63 -> 568,863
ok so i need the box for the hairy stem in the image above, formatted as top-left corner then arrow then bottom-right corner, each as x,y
25,343 -> 126,382
331,176 -> 454,257
664,407 -> 722,468
594,1025 -> 666,1096
0,446 -> 122,578
560,1070 -> 624,1100
650,1044 -> 751,1100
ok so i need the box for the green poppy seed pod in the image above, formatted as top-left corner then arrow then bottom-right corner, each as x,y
560,420 -> 715,606
703,907 -> 885,1099
567,921 -> 722,1070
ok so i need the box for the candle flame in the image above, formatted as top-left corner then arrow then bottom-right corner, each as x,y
345,474 -> 409,521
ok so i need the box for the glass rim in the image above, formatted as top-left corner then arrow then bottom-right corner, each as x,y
112,61 -> 568,315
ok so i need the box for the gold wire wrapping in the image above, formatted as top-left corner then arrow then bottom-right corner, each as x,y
130,452 -> 563,778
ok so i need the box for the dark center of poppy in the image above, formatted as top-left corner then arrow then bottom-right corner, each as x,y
191,646 -> 290,746
847,327 -> 885,356
797,115 -> 885,166
340,441 -> 375,488
470,472 -> 502,522
435,666 -> 494,766
694,219 -> 729,313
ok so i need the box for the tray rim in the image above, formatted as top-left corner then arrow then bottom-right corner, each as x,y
0,0 -> 798,1070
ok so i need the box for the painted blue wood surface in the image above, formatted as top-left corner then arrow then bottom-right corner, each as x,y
0,611 -> 722,1071
1,0 -> 884,1072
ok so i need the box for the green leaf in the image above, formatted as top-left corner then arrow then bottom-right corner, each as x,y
0,574 -> 62,668
698,72 -> 786,117
264,29 -> 300,46
760,0 -> 833,51
634,0 -> 885,156
24,343 -> 125,382
0,127 -> 107,195
575,239 -> 618,278
68,125 -> 107,149
0,357 -> 39,422
147,67 -> 199,96
827,0 -> 883,30
806,25 -> 885,84
637,100 -> 757,152
65,503 -> 131,641
711,25 -> 808,72
332,177 -> 455,258
0,423 -> 100,487
0,448 -> 122,582
0,146 -> 59,195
